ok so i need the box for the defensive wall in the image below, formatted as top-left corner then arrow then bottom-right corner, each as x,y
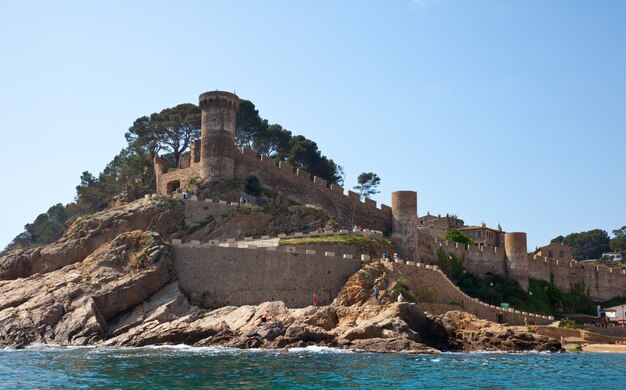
528,255 -> 626,302
169,229 -> 552,325
433,236 -> 626,301
172,240 -> 362,308
434,238 -> 507,278
235,148 -> 393,233
381,259 -> 554,325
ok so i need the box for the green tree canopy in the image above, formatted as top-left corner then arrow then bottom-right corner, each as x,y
353,172 -> 381,199
610,236 -> 626,253
551,229 -> 611,260
445,228 -> 475,245
236,99 -> 267,148
125,103 -> 201,167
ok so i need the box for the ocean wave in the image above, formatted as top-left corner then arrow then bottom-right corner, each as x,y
287,346 -> 353,354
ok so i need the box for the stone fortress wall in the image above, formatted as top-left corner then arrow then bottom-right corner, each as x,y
153,89 -> 624,316
528,254 -> 626,302
381,259 -> 553,325
172,239 -> 362,308
235,149 -> 393,233
433,237 -> 626,302
169,232 -> 553,325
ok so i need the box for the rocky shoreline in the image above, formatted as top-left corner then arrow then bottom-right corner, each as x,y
0,199 -> 561,353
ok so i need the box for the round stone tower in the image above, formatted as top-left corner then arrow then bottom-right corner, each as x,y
391,191 -> 419,260
199,91 -> 240,180
504,232 -> 529,290
391,191 -> 418,233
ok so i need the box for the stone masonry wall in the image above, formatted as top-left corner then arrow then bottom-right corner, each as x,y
434,239 -> 507,277
382,260 -> 553,325
235,149 -> 392,232
155,165 -> 202,196
183,198 -> 238,225
528,255 -> 626,301
172,243 -> 361,309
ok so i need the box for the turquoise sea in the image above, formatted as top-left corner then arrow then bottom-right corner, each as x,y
0,345 -> 624,389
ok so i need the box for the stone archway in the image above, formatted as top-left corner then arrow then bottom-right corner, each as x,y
166,180 -> 180,195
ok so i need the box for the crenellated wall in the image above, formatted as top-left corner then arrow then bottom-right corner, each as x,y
434,238 -> 507,278
528,255 -> 626,301
433,237 -> 626,301
172,241 -> 362,308
234,149 -> 393,232
382,259 -> 553,325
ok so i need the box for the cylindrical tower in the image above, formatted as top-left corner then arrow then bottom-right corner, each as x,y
504,232 -> 529,290
199,91 -> 240,179
391,191 -> 418,234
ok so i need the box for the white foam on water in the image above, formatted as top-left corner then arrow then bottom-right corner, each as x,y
287,346 -> 352,354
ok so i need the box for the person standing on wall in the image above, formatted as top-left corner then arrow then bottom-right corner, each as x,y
313,292 -> 318,306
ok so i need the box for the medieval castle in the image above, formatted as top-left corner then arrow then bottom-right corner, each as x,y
153,91 -> 626,318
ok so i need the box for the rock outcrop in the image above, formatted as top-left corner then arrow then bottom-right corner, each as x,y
0,198 -> 184,280
0,231 -> 175,348
0,198 -> 562,353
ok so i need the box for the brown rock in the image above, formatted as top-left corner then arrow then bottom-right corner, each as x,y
0,231 -> 175,348
349,338 -> 440,354
0,198 -> 184,281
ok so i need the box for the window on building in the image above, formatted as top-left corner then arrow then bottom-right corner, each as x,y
559,250 -> 564,257
548,250 -> 553,257
476,231 -> 482,238
487,231 -> 492,238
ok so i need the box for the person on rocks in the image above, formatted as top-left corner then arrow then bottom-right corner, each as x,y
397,292 -> 404,303
374,285 -> 380,303
260,311 -> 268,324
313,292 -> 318,306
182,190 -> 190,200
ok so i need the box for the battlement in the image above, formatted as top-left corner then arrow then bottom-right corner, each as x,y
171,227 -> 384,248
530,254 -> 626,275
235,148 -> 392,232
199,91 -> 240,110
528,253 -> 626,301
380,258 -> 553,324
172,238 -> 362,308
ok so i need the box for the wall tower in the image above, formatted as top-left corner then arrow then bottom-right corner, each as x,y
504,232 -> 529,290
199,91 -> 240,180
391,191 -> 419,260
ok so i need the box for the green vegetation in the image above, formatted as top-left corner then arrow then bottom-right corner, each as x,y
126,103 -> 201,168
353,172 -> 381,200
186,216 -> 215,235
551,229 -> 611,260
393,279 -> 416,303
610,226 -> 626,253
244,175 -> 262,196
236,99 -> 342,184
445,228 -> 475,245
436,248 -> 465,282
453,271 -> 608,317
278,234 -> 392,259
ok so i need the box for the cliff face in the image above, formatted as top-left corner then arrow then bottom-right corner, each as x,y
0,198 -> 561,352
0,198 -> 184,281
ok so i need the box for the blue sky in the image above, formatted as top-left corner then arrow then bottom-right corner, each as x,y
1,0 -> 624,251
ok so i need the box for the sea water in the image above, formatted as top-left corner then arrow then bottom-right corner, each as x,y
0,345 -> 624,389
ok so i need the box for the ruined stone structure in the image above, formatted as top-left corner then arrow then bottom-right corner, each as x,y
157,90 -> 625,308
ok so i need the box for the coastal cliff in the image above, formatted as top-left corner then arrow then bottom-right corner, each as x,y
0,198 -> 560,353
